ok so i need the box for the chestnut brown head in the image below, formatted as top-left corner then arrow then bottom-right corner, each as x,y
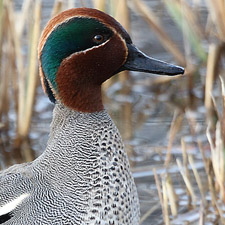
38,8 -> 184,112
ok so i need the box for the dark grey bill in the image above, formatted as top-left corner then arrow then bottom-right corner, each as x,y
120,44 -> 184,75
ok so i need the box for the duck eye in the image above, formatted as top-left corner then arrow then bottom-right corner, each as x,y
93,34 -> 104,44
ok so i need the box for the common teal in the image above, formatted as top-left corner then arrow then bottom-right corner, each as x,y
0,8 -> 184,225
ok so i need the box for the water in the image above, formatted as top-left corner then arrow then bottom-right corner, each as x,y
1,0 -> 218,224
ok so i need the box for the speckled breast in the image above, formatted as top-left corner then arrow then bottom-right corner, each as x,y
26,103 -> 140,225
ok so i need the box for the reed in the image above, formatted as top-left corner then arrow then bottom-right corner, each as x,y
18,0 -> 41,138
165,0 -> 207,62
93,0 -> 106,11
0,0 -> 7,125
165,109 -> 183,166
165,173 -> 177,217
0,0 -> 225,223
51,0 -> 63,18
132,0 -> 186,66
152,0 -> 225,223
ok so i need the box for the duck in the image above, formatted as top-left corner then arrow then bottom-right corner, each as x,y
0,8 -> 184,225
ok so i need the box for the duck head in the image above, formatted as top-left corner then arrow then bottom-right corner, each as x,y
38,8 -> 184,112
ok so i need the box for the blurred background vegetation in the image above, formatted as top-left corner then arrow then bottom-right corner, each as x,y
0,0 -> 225,224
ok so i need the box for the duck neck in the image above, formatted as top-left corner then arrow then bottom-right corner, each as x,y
57,82 -> 104,112
49,102 -> 107,142
37,102 -> 110,168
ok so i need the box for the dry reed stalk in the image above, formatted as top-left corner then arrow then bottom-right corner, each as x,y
16,0 -> 32,38
13,0 -> 31,129
204,44 -> 220,115
1,5 -> 15,150
181,138 -> 188,169
188,155 -> 205,202
165,109 -> 183,166
207,161 -> 218,210
67,0 -> 75,8
214,200 -> 225,224
165,0 -> 207,62
51,0 -> 63,18
114,0 -> 129,34
0,2 -> 17,118
0,77 -> 6,120
132,0 -> 186,66
181,138 -> 197,207
198,200 -> 205,225
211,77 -> 225,201
165,173 -> 178,217
18,0 -> 41,138
220,75 -> 225,144
0,54 -> 9,131
139,203 -> 161,224
162,176 -> 170,225
199,136 -> 224,219
0,0 -> 6,119
207,123 -> 225,203
176,158 -> 197,207
179,0 -> 205,40
2,5 -> 20,135
20,138 -> 35,162
153,169 -> 165,222
5,1 -> 25,139
93,0 -> 106,11
0,0 -> 4,60
206,0 -> 225,41
8,32 -> 19,124
197,140 -> 209,174
1,36 -> 11,129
